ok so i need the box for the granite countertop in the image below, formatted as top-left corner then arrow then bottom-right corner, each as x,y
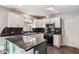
5,34 -> 46,51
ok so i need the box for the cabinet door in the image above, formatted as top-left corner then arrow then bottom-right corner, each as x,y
39,20 -> 45,28
6,40 -> 34,54
6,40 -> 21,54
33,19 -> 39,28
45,18 -> 49,24
53,35 -> 61,48
0,37 -> 6,52
45,17 -> 61,28
7,12 -> 24,27
16,15 -> 24,27
6,40 -> 14,53
54,17 -> 61,28
34,42 -> 47,54
33,19 -> 45,28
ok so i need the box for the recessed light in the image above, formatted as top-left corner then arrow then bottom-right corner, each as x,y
55,10 -> 58,13
46,7 -> 55,11
46,16 -> 49,18
18,5 -> 23,7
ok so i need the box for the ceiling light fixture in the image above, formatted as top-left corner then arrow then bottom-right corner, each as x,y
46,7 -> 55,11
18,5 -> 23,7
46,7 -> 58,13
46,16 -> 49,18
55,10 -> 58,13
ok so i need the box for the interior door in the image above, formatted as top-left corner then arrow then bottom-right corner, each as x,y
64,17 -> 79,48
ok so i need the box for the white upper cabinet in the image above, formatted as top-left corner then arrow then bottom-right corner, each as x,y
33,19 -> 45,28
24,15 -> 33,23
38,19 -> 45,28
33,19 -> 39,28
54,17 -> 61,28
45,18 -> 50,24
33,17 -> 61,28
49,18 -> 55,24
45,17 -> 61,28
7,12 -> 24,27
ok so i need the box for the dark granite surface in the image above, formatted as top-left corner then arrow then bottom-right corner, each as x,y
0,27 -> 23,36
5,34 -> 46,51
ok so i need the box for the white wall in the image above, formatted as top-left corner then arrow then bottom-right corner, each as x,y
53,11 -> 79,49
64,17 -> 79,49
62,12 -> 79,49
0,7 -> 8,34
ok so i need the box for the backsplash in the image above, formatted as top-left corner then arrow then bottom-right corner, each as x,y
32,28 -> 44,33
1,27 -> 23,36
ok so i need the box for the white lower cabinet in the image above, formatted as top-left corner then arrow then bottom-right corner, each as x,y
53,35 -> 61,48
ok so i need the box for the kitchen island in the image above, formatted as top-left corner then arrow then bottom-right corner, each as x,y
5,34 -> 47,54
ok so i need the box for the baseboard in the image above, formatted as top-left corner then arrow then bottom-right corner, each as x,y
62,44 -> 79,49
53,45 -> 61,48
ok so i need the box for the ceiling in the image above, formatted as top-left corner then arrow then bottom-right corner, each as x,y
2,5 -> 79,17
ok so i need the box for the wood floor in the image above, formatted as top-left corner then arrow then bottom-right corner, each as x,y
47,46 -> 79,54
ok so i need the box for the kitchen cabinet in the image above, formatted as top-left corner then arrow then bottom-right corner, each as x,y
45,18 -> 55,24
7,12 -> 24,27
0,37 -> 6,53
53,35 -> 61,48
54,17 -> 61,28
24,17 -> 33,23
6,40 -> 34,54
45,17 -> 61,28
6,39 -> 47,54
33,19 -> 45,28
38,20 -> 45,28
51,17 -> 61,28
45,18 -> 50,24
34,42 -> 47,54
33,19 -> 39,28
